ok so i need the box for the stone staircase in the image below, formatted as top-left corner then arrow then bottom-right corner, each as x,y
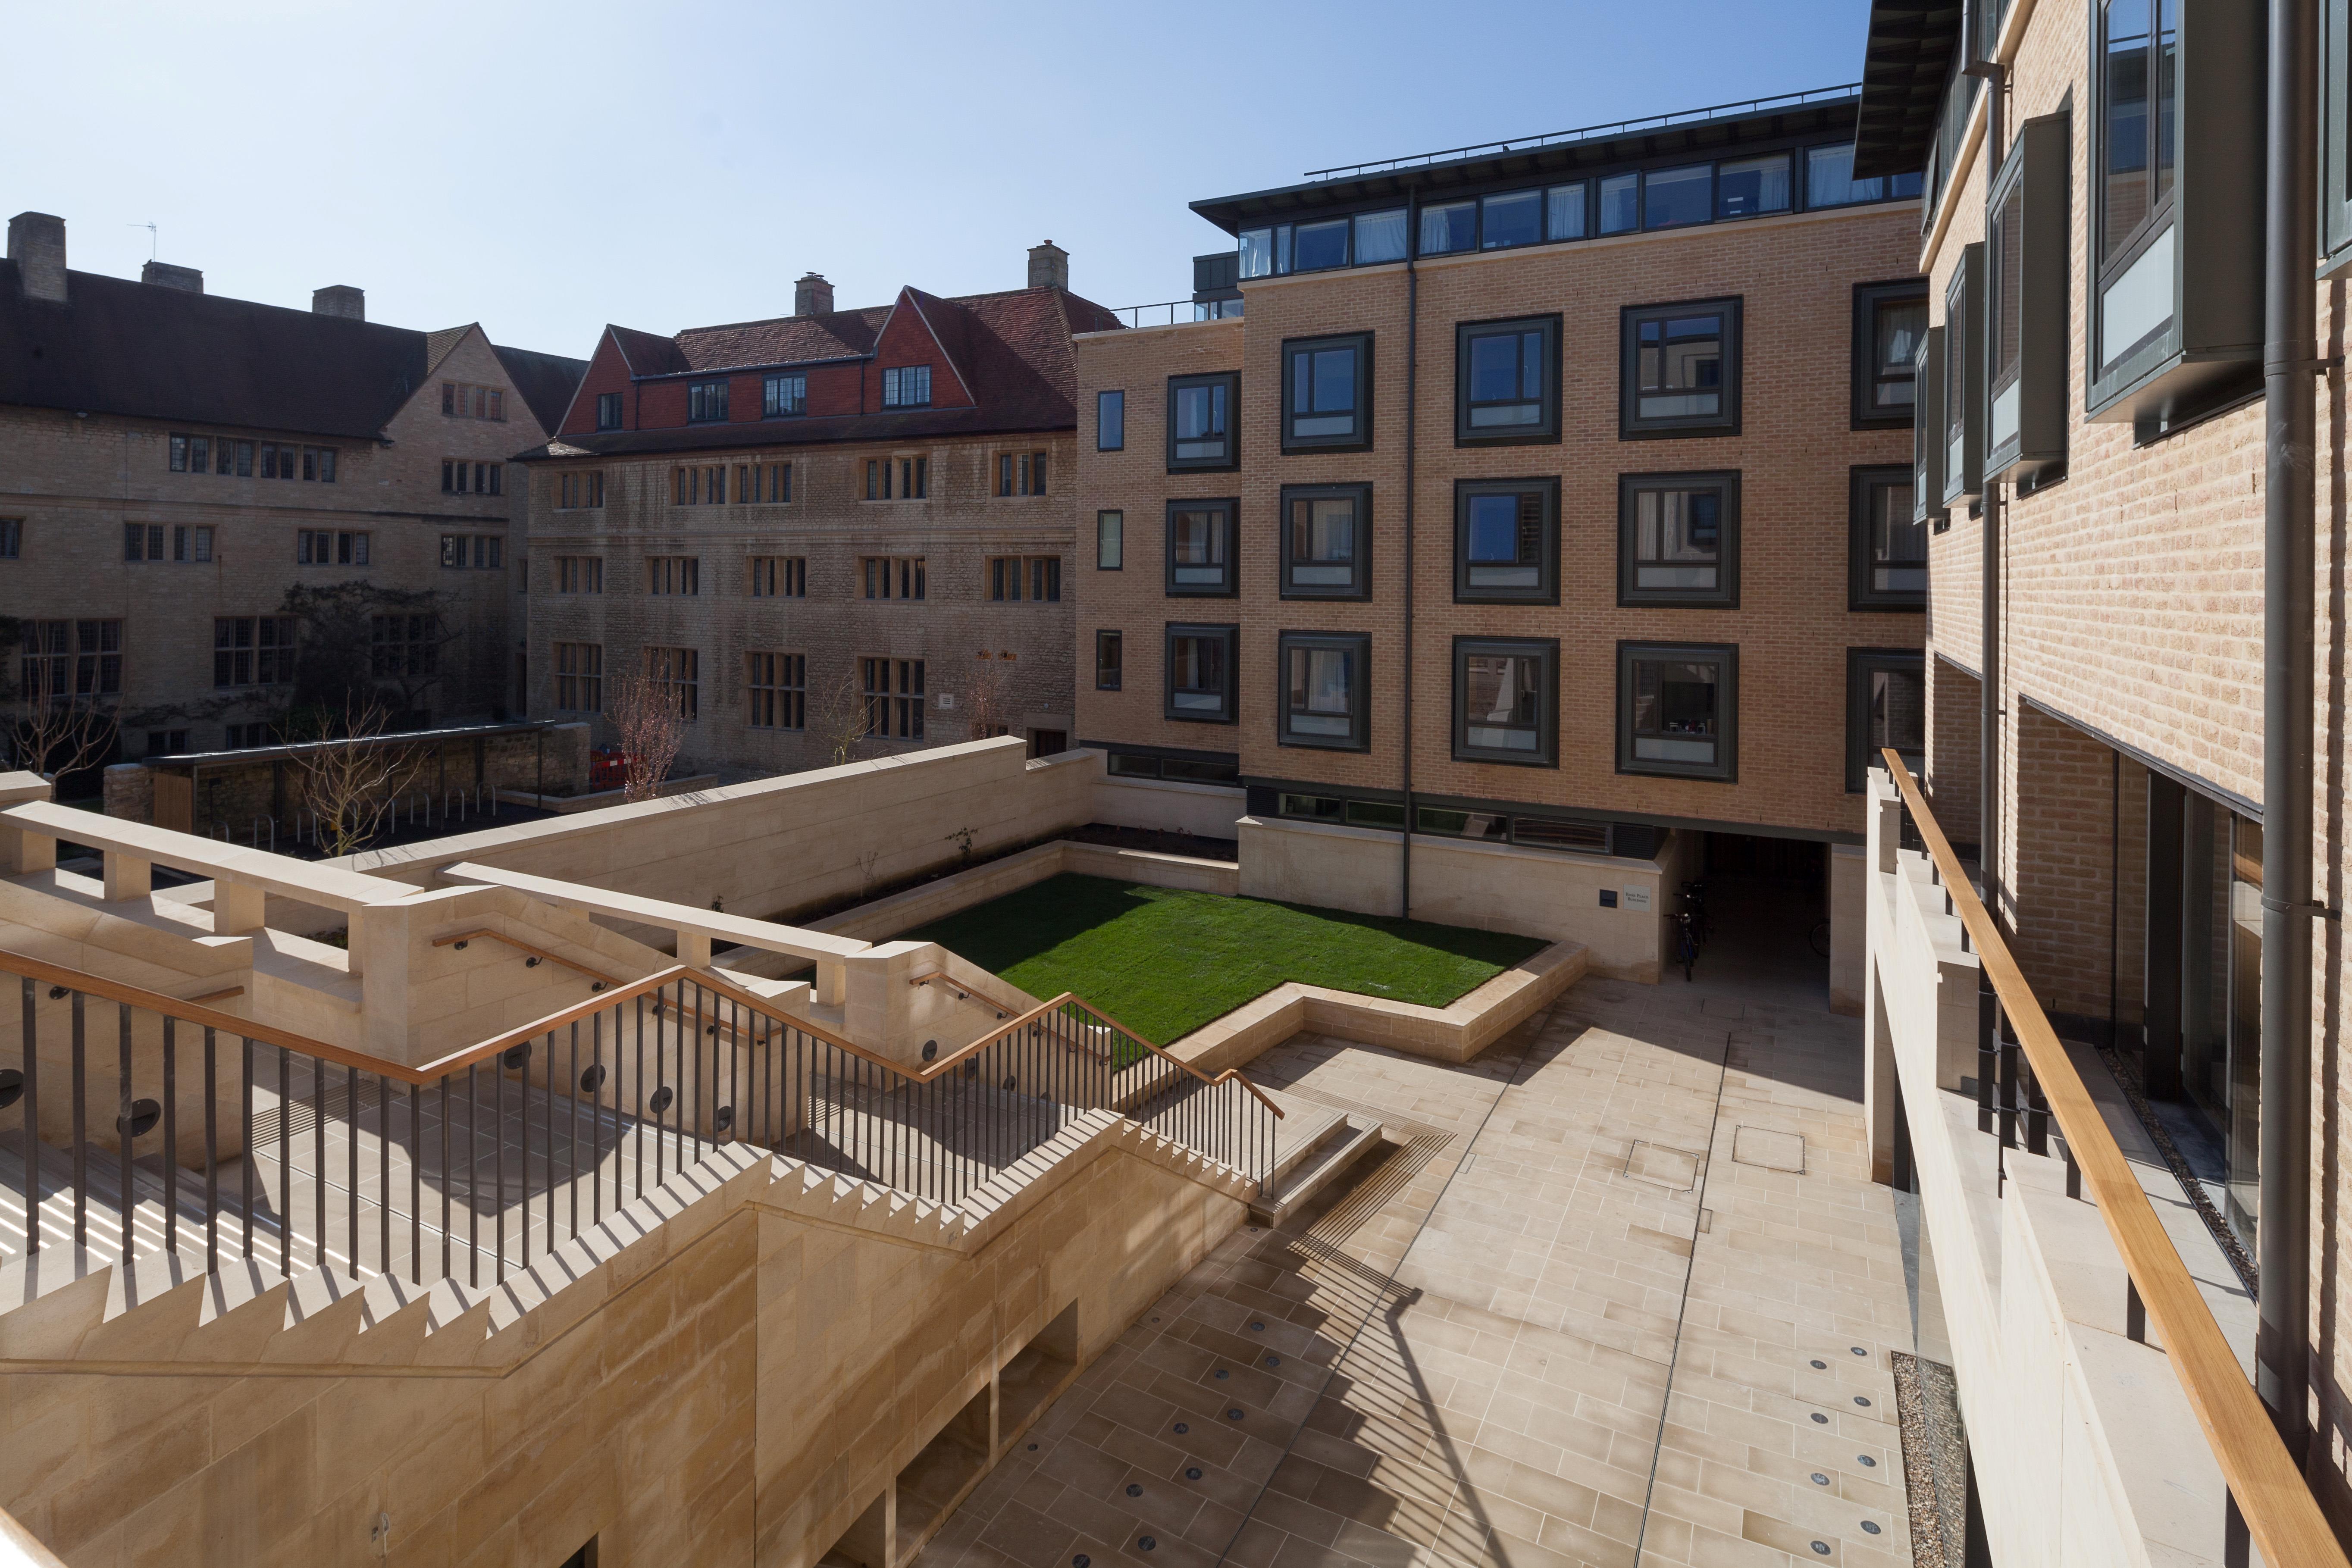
1246,1088 -> 1388,1226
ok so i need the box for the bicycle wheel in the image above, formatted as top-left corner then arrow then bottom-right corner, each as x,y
1809,920 -> 1831,958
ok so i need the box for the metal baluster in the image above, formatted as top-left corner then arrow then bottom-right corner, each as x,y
162,1015 -> 178,1257
277,1046 -> 291,1275
116,1004 -> 131,1262
203,1027 -> 217,1273
379,1073 -> 391,1279
407,1081 -> 420,1286
438,1076 -> 451,1285
467,1062 -> 479,1288
633,995 -> 646,1201
18,979 -> 36,1253
2024,1058 -> 2050,1157
310,1052 -> 326,1271
653,991 -> 667,1188
497,1046 -> 509,1280
70,992 -> 87,1253
346,1063 -> 359,1274
568,1022 -> 580,1243
1976,978 -> 1998,1135
241,1036 -> 254,1262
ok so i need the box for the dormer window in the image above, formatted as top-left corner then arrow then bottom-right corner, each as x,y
687,379 -> 729,423
882,366 -> 932,408
595,392 -> 623,430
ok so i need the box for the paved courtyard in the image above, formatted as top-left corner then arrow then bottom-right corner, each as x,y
914,876 -> 1917,1568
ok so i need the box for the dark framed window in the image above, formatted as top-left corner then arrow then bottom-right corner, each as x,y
1104,748 -> 1240,784
1716,154 -> 1791,219
1618,642 -> 1736,782
1852,281 -> 1928,430
1850,466 -> 1925,611
881,366 -> 931,408
1598,172 -> 1638,234
1546,182 -> 1587,239
1355,209 -> 1409,263
1096,510 -> 1123,570
1277,632 -> 1370,751
1617,472 -> 1738,608
1165,623 -> 1238,724
1621,299 -> 1740,438
1097,389 -> 1125,451
1167,372 -> 1238,472
1453,478 -> 1558,604
1282,333 -> 1372,452
1165,500 -> 1237,596
1846,648 -> 1926,792
1453,638 -> 1557,767
1096,631 -> 1123,691
1942,244 -> 1983,504
595,392 -> 623,430
764,374 -> 807,416
1419,200 -> 1477,255
686,379 -> 729,422
1455,316 -> 1560,444
1913,326 -> 1948,531
1644,165 -> 1713,228
1281,484 -> 1370,599
2088,0 -> 2260,425
1292,217 -> 1350,271
1478,190 -> 1544,249
1986,113 -> 2072,476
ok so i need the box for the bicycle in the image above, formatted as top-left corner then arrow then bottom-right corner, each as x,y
1679,880 -> 1713,947
1673,910 -> 1701,982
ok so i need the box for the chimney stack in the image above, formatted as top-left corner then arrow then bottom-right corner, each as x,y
794,272 -> 834,316
7,212 -> 66,303
1027,240 -> 1069,292
141,260 -> 204,294
312,285 -> 365,321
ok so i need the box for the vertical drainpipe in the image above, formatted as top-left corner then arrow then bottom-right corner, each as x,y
1400,192 -> 1420,921
2259,0 -> 2318,1466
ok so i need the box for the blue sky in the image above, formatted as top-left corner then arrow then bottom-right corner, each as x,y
7,1 -> 1872,357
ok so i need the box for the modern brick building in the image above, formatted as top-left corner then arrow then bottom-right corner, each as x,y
515,246 -> 1121,776
1855,0 -> 2352,1556
1073,91 -> 1927,981
0,212 -> 583,781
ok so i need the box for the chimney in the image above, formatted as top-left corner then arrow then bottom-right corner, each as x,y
7,212 -> 66,303
312,285 -> 365,321
141,260 -> 204,294
1027,240 -> 1069,292
794,272 -> 834,316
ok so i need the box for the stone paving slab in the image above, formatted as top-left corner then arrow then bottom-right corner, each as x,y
917,883 -> 1917,1568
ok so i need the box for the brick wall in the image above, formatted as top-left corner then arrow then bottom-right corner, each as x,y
1073,203 -> 1923,838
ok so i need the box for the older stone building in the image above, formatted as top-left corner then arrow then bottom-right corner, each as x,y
515,246 -> 1119,776
0,211 -> 583,786
1074,91 -> 1926,984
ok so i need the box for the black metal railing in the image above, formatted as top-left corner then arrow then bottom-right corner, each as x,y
1303,83 -> 1863,182
0,953 -> 1281,1299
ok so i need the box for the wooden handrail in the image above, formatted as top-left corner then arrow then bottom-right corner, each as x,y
0,945 -> 1283,1119
432,928 -> 620,987
1880,751 -> 2352,1568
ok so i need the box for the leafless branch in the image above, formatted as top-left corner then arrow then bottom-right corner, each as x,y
604,673 -> 688,802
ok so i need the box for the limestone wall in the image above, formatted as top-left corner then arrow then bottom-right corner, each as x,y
1236,814 -> 1671,980
0,1116 -> 1247,1568
339,738 -> 1100,941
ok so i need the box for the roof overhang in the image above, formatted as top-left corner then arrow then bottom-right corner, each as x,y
1854,0 -> 1964,179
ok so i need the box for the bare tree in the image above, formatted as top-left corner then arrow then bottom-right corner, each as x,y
2,618 -> 121,786
962,650 -> 1019,741
809,665 -> 869,769
604,673 -> 689,803
286,704 -> 421,861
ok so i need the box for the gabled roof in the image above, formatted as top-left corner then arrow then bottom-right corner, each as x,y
494,344 -> 591,432
673,306 -> 889,370
517,284 -> 1125,460
0,262 -> 586,441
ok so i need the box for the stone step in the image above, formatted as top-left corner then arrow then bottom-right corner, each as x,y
1260,1124 -> 1383,1232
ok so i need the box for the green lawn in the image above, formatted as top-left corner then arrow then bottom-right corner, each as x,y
900,873 -> 1547,1045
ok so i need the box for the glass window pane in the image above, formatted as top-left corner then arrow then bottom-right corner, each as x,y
1287,646 -> 1355,735
1291,496 -> 1357,583
1172,509 -> 1227,583
1097,510 -> 1123,570
1354,209 -> 1408,263
1869,665 -> 1926,757
1545,183 -> 1586,240
1599,173 -> 1639,233
1418,807 -> 1508,840
1872,482 -> 1927,592
1716,155 -> 1791,219
1480,190 -> 1543,249
1635,488 -> 1721,588
1293,218 -> 1349,271
1806,144 -> 1882,207
1644,164 -> 1712,228
1632,659 -> 1719,762
2103,0 -> 2153,261
1098,390 -> 1124,451
1637,313 -> 1724,418
1466,654 -> 1541,751
1875,300 -> 1927,407
1239,229 -> 1274,279
1419,200 -> 1477,254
